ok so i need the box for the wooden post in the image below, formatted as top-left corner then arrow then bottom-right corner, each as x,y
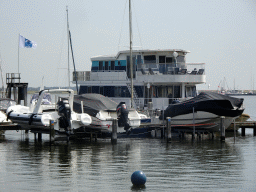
181,131 -> 185,139
38,133 -> 42,142
198,132 -> 201,140
220,116 -> 225,141
254,123 -> 256,136
241,127 -> 245,136
90,132 -> 93,142
34,133 -> 37,141
49,120 -> 55,145
166,117 -> 171,143
111,119 -> 117,144
233,119 -> 236,142
192,107 -> 195,140
95,133 -> 97,142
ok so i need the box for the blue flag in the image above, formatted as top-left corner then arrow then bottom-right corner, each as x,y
19,35 -> 37,49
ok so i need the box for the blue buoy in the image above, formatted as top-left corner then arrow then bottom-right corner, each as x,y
131,171 -> 147,185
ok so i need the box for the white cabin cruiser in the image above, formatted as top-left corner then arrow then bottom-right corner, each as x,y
73,93 -> 141,133
159,92 -> 244,132
72,49 -> 206,111
6,89 -> 92,134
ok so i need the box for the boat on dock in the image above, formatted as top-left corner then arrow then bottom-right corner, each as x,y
73,93 -> 141,133
0,98 -> 17,134
159,92 -> 244,132
6,89 -> 92,135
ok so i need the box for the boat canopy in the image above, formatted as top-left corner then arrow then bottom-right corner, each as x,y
159,92 -> 244,120
73,94 -> 118,117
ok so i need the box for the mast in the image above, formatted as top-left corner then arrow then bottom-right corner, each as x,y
0,53 -> 4,97
69,30 -> 79,93
129,0 -> 134,108
66,6 -> 70,89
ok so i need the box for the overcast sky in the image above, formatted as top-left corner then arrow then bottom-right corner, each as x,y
0,0 -> 255,91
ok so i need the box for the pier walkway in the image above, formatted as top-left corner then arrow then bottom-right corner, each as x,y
231,121 -> 256,136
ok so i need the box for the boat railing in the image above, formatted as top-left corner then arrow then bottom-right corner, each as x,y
73,70 -> 128,81
137,63 -> 205,75
73,63 -> 205,81
6,73 -> 21,84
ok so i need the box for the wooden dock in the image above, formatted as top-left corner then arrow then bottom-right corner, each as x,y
231,121 -> 256,136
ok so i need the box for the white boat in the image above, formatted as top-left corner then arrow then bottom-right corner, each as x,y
73,93 -> 141,133
0,98 -> 16,134
72,49 -> 206,111
159,92 -> 245,132
6,89 -> 92,134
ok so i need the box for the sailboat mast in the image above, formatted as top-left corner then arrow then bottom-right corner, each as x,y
66,6 -> 70,89
0,53 -> 4,97
129,0 -> 134,108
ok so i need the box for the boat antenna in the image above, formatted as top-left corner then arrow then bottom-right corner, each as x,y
129,0 -> 134,108
66,6 -> 70,89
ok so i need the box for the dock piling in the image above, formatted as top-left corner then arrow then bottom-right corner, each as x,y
241,128 -> 245,136
254,123 -> 256,136
220,116 -> 225,141
192,107 -> 195,140
166,117 -> 171,143
233,120 -> 236,142
111,119 -> 117,144
38,133 -> 42,142
49,120 -> 55,145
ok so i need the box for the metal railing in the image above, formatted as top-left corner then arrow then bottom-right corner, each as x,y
6,73 -> 21,84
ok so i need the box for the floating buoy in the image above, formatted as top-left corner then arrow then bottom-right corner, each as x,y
131,171 -> 147,185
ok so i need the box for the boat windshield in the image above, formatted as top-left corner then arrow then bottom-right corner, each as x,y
30,93 -> 51,104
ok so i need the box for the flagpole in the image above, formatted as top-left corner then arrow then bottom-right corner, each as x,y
18,34 -> 20,74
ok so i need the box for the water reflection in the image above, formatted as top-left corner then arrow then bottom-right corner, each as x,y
0,131 -> 253,191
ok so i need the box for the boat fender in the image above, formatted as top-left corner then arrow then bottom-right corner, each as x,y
6,110 -> 13,121
29,114 -> 36,125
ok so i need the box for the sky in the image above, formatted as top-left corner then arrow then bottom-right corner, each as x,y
0,0 -> 256,91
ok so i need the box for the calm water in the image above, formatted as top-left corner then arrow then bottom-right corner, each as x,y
0,96 -> 256,192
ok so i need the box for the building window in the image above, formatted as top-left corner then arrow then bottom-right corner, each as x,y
111,61 -> 115,70
105,61 -> 109,71
159,56 -> 166,63
99,61 -> 103,70
114,86 -> 121,97
92,86 -> 99,93
166,57 -> 173,63
157,86 -> 166,97
173,86 -> 180,98
144,55 -> 156,64
137,55 -> 142,64
104,86 -> 115,97
100,87 -> 104,95
88,86 -> 92,93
